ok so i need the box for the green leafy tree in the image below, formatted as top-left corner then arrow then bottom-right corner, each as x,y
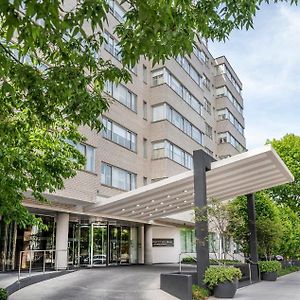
278,205 -> 300,259
0,0 -> 298,225
228,192 -> 283,259
267,134 -> 300,214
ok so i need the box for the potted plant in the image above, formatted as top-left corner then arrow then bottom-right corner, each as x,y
204,266 -> 242,298
0,288 -> 8,300
258,261 -> 281,281
192,285 -> 210,300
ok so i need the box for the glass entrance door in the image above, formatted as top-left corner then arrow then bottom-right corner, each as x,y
76,223 -> 135,267
120,227 -> 130,264
91,224 -> 107,266
108,226 -> 120,265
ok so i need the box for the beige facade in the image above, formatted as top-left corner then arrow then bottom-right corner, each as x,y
51,2 -> 246,207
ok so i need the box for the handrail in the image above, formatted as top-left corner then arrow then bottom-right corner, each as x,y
178,252 -> 196,272
18,249 -> 68,282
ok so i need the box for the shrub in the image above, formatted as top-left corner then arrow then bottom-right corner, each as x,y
181,256 -> 196,263
210,259 -> 241,265
278,266 -> 300,277
0,288 -> 8,300
192,285 -> 210,300
258,261 -> 281,273
204,266 -> 242,289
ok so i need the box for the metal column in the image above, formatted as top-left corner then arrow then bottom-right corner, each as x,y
193,150 -> 215,286
246,193 -> 259,282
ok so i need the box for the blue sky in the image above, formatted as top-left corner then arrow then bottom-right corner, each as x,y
209,3 -> 300,150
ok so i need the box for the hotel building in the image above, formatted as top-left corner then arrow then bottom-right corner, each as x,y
0,1 -> 246,271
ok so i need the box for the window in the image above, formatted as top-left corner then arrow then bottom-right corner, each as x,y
103,31 -> 122,61
102,117 -> 137,152
218,132 -> 246,153
152,104 -> 166,121
216,63 -> 242,95
143,177 -> 147,186
217,108 -> 244,135
176,55 -> 203,88
202,74 -> 210,90
205,123 -> 213,139
193,45 -> 209,65
143,65 -> 147,83
152,69 -> 165,86
108,0 -> 126,23
152,140 -> 193,169
204,98 -> 211,115
143,138 -> 147,159
101,163 -> 136,191
143,101 -> 147,120
76,143 -> 95,172
208,232 -> 219,253
180,229 -> 196,253
152,103 -> 203,145
216,86 -> 243,114
104,81 -> 137,112
151,68 -> 203,117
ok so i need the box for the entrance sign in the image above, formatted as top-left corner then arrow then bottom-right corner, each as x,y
152,238 -> 174,247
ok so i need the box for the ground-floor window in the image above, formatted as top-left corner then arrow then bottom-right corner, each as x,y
180,228 -> 196,253
0,215 -> 55,271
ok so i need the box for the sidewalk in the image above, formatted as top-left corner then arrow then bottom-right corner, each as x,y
210,271 -> 300,300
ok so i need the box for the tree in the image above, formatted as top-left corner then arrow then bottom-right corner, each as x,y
277,205 -> 300,259
228,192 -> 283,259
266,134 -> 300,214
0,0 -> 297,225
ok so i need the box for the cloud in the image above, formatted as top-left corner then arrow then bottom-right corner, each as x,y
209,3 -> 300,149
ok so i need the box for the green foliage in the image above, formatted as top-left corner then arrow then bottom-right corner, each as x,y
204,266 -> 242,289
116,0 -> 298,66
278,265 -> 300,277
181,257 -> 241,265
210,259 -> 241,266
258,261 -> 281,273
192,285 -> 210,300
228,192 -> 283,258
0,1 -> 298,225
266,134 -> 300,214
277,205 -> 300,259
0,288 -> 8,300
181,256 -> 196,263
0,0 -> 129,225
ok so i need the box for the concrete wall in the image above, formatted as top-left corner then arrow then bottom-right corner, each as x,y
152,226 -> 181,263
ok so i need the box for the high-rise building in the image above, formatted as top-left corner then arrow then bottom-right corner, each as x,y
0,1 -> 246,271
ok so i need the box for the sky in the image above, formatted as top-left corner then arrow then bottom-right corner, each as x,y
209,2 -> 300,150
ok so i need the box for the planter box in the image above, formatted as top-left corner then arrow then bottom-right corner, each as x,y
261,271 -> 277,281
214,279 -> 238,298
160,272 -> 193,300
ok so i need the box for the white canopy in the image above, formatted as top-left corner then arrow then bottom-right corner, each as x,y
87,145 -> 294,222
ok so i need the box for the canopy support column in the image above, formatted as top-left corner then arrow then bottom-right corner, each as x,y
247,193 -> 259,282
193,150 -> 215,287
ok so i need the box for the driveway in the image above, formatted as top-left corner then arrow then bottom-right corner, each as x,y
9,264 -> 186,300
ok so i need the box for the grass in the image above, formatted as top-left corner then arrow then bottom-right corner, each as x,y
278,266 -> 300,277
